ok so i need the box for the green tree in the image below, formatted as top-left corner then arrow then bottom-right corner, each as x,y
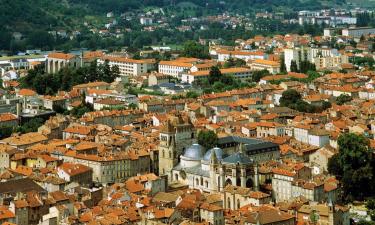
197,130 -> 218,150
328,133 -> 375,201
336,94 -> 352,105
182,41 -> 210,59
280,55 -> 287,73
290,60 -> 299,72
16,118 -> 44,134
186,91 -> 199,99
252,70 -> 270,83
208,66 -> 222,84
280,89 -> 302,108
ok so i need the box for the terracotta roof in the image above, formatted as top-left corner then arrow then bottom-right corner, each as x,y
252,59 -> 280,67
58,162 -> 92,176
48,52 -> 75,60
18,88 -> 36,96
0,113 -> 17,122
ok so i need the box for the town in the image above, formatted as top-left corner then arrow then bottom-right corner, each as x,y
1,2 -> 375,225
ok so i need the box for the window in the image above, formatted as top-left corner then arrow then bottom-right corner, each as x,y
175,173 -> 179,181
200,177 -> 203,186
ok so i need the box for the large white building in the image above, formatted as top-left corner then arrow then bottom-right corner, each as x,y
284,47 -> 340,72
98,56 -> 155,77
342,27 -> 375,38
216,50 -> 267,62
158,58 -> 199,78
181,67 -> 252,84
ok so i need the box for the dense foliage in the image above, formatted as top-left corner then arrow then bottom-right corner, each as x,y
328,133 -> 375,202
20,61 -> 119,95
197,130 -> 218,150
0,0 -> 343,53
193,66 -> 254,94
279,89 -> 331,113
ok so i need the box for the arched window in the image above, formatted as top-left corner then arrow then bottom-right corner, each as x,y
227,197 -> 231,209
196,178 -> 199,186
237,199 -> 240,209
205,180 -> 208,188
200,177 -> 203,186
175,173 -> 179,181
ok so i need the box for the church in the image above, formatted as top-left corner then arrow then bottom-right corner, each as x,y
171,138 -> 280,193
158,114 -> 280,193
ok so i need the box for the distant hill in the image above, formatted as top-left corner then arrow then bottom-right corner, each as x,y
0,0 -> 347,31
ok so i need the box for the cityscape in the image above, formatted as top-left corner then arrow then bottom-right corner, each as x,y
0,0 -> 375,224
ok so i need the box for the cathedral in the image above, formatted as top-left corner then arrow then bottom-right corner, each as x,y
171,143 -> 260,193
158,114 -> 280,193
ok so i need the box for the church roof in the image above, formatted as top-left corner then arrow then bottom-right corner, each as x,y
183,144 -> 205,160
222,152 -> 253,165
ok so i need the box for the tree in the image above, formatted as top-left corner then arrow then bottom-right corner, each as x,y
252,70 -> 270,83
336,94 -> 352,105
280,89 -> 302,108
197,130 -> 218,150
208,66 -> 222,84
290,60 -> 299,72
182,41 -> 210,59
280,55 -> 287,73
16,118 -> 44,134
328,133 -> 375,201
186,91 -> 199,99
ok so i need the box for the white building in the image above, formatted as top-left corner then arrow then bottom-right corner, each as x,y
342,27 -> 375,38
98,56 -> 155,77
216,50 -> 267,62
140,17 -> 153,25
158,58 -> 198,78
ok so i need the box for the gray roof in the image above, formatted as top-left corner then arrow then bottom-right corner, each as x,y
218,136 -> 279,155
183,144 -> 205,160
222,152 -> 254,165
0,178 -> 45,194
173,164 -> 210,177
203,147 -> 226,162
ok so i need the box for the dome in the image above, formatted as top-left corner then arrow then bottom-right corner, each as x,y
183,144 -> 205,160
203,147 -> 224,161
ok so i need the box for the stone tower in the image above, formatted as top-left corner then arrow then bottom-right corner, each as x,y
158,114 -> 194,182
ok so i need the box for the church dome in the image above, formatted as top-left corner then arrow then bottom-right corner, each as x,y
203,147 -> 224,161
183,144 -> 205,160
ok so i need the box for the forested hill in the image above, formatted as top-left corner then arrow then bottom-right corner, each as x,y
0,0 -> 346,30
0,0 -> 346,51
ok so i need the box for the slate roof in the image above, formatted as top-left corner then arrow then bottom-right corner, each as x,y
0,178 -> 45,195
222,152 -> 253,165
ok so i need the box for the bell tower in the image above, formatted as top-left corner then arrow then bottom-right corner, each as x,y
158,114 -> 195,182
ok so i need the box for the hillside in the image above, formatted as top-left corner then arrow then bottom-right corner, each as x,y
0,0 -> 347,32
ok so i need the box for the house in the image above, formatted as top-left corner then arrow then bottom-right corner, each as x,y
249,59 -> 280,74
57,163 -> 93,186
0,133 -> 48,150
36,155 -> 59,169
223,185 -> 271,209
256,122 -> 286,138
93,98 -> 124,111
0,113 -> 18,129
297,203 -> 349,225
199,203 -> 224,225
